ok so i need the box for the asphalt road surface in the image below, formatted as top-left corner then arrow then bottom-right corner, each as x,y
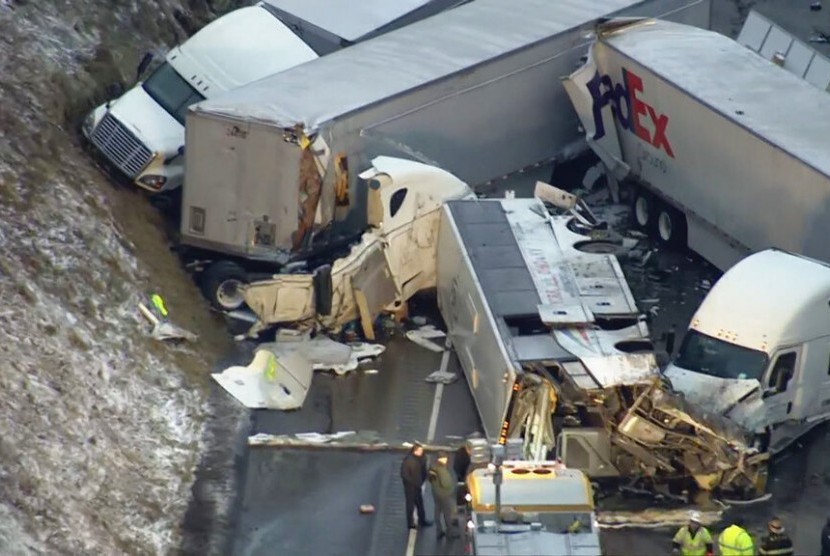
230,331 -> 482,556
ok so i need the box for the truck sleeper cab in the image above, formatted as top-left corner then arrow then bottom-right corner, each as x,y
82,0 -> 463,194
664,249 -> 830,454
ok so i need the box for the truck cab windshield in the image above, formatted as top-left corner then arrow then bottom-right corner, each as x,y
673,330 -> 768,381
142,62 -> 206,125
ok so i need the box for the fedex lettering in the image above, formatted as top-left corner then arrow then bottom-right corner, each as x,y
586,68 -> 674,158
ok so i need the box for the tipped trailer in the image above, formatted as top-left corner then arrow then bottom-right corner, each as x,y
179,0 -> 711,310
435,195 -> 767,497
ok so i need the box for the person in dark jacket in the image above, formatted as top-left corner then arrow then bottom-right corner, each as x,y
758,517 -> 794,556
401,443 -> 432,529
429,452 -> 459,539
453,442 -> 471,480
821,517 -> 830,556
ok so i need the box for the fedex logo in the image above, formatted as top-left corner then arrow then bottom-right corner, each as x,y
586,68 -> 674,158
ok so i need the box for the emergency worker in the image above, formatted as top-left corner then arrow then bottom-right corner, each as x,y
428,452 -> 458,539
672,511 -> 714,556
758,517 -> 794,556
719,517 -> 755,556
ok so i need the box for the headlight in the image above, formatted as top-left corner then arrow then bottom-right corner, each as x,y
464,493 -> 472,502
138,174 -> 167,190
466,520 -> 475,531
82,112 -> 96,137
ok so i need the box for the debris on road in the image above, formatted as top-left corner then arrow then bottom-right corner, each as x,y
211,348 -> 312,410
424,370 -> 458,384
405,325 -> 446,352
597,508 -> 723,529
262,335 -> 385,376
359,504 -> 375,514
137,298 -> 198,343
248,432 -> 454,453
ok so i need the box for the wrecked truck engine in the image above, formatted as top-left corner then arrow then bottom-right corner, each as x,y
521,366 -> 768,497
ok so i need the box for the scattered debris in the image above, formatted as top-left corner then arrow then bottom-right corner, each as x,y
405,325 -> 446,352
137,297 -> 198,342
248,432 -> 454,452
295,431 -> 356,443
363,369 -> 379,375
425,370 -> 458,384
211,349 -> 313,410
359,504 -> 376,514
597,508 -> 723,529
261,336 -> 385,376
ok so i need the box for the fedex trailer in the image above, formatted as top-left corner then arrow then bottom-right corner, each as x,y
564,18 -> 830,272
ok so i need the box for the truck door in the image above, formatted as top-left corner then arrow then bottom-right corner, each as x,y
763,348 -> 801,424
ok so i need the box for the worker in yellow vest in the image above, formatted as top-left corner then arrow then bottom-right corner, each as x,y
672,511 -> 714,556
719,517 -> 755,556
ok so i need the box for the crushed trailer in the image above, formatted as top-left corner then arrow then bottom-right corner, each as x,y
435,195 -> 768,498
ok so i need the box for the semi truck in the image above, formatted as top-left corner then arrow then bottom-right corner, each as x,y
664,248 -> 830,457
434,193 -> 767,497
82,0 -> 466,194
563,18 -> 830,272
179,0 -> 711,310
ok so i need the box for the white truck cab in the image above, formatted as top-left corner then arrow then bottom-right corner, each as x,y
82,0 -> 464,194
664,249 -> 830,454
82,3 -> 319,193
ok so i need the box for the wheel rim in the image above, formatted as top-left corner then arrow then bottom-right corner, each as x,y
658,211 -> 673,242
216,279 -> 245,310
634,196 -> 650,227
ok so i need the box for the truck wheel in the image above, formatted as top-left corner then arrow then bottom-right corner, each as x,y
201,261 -> 249,311
656,205 -> 687,247
632,190 -> 655,230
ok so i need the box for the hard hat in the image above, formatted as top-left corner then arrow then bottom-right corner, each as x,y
768,517 -> 785,534
688,511 -> 702,524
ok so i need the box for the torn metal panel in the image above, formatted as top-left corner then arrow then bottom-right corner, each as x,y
292,130 -> 325,251
212,349 -> 313,410
560,43 -> 630,181
351,244 -> 398,318
242,274 -> 316,325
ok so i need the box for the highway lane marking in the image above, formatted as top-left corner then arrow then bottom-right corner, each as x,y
427,347 -> 452,443
408,345 -> 452,556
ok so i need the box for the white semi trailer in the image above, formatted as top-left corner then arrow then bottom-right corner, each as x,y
179,0 -> 711,310
434,194 -> 767,497
564,18 -> 830,272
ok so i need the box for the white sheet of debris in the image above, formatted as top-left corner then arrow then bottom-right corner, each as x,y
211,349 -> 313,410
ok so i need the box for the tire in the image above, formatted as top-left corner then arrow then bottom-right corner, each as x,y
631,189 -> 655,230
201,261 -> 249,311
655,204 -> 687,248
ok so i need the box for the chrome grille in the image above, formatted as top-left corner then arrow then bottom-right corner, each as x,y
89,113 -> 154,178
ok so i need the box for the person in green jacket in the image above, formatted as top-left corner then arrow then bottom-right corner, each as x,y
428,452 -> 459,539
719,517 -> 755,556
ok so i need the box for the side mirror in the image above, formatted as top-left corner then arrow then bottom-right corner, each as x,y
136,52 -> 154,81
762,387 -> 778,399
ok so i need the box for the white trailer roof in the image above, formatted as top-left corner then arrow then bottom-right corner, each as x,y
445,198 -> 657,389
259,0 -> 441,42
193,0 -> 661,130
599,19 -> 830,179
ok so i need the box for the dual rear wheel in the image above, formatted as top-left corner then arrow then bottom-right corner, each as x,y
631,188 -> 687,247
